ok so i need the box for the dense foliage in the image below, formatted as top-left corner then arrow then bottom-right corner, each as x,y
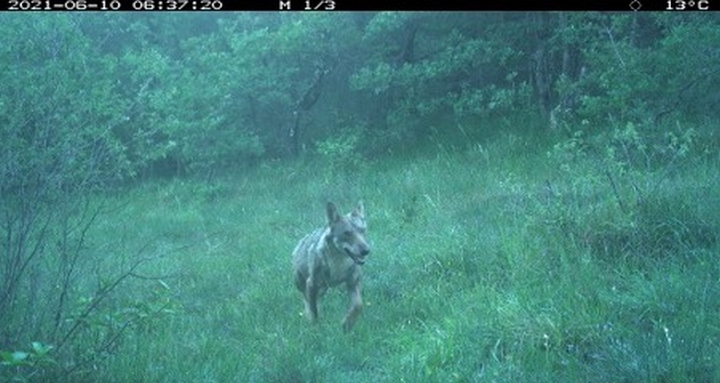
2,13 -> 718,177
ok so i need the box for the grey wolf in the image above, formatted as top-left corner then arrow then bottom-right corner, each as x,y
292,201 -> 370,332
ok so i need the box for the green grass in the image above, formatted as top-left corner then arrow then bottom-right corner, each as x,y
9,125 -> 719,382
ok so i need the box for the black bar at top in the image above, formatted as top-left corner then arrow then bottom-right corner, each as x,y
236,0 -> 669,11
0,0 -> 678,12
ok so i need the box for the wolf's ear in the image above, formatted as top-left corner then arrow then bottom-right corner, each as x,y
326,202 -> 340,223
353,201 -> 365,217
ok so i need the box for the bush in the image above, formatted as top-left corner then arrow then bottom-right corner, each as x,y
546,120 -> 715,262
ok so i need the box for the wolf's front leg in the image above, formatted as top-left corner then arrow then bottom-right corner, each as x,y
305,276 -> 320,322
342,281 -> 363,332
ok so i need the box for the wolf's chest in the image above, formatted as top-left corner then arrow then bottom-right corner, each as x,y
319,251 -> 355,287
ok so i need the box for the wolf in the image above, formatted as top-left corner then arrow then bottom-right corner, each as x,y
292,201 -> 370,332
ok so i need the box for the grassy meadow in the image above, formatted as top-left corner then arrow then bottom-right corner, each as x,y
17,122 -> 719,382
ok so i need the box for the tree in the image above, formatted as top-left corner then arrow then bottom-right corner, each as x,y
0,14 -> 144,380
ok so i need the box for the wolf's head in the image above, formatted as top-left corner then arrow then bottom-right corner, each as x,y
327,201 -> 370,265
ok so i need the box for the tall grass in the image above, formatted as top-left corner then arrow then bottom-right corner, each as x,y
5,120 -> 717,383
